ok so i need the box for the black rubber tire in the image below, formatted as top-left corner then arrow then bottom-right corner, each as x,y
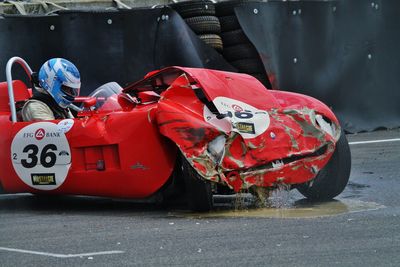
199,34 -> 223,52
219,15 -> 241,32
221,29 -> 249,46
223,43 -> 259,61
230,58 -> 264,73
182,156 -> 213,212
216,0 -> 257,16
170,0 -> 215,19
297,130 -> 351,200
160,155 -> 186,204
184,15 -> 221,34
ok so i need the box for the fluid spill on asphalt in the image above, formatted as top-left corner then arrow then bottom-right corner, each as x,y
192,199 -> 385,218
171,184 -> 384,218
173,199 -> 385,219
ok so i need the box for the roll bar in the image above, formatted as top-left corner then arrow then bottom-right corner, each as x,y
5,57 -> 33,122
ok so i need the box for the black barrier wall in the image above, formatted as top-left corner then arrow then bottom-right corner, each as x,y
1,9 -> 162,92
1,1 -> 399,132
0,8 -> 231,95
236,0 -> 400,132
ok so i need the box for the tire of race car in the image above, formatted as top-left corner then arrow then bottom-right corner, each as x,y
199,34 -> 223,52
184,16 -> 221,34
220,29 -> 249,46
297,129 -> 352,200
230,58 -> 264,73
215,0 -> 256,16
223,43 -> 259,61
170,0 -> 215,19
219,15 -> 241,32
182,156 -> 213,212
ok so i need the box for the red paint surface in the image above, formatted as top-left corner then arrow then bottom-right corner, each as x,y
0,67 -> 341,196
130,67 -> 340,191
0,79 -> 176,197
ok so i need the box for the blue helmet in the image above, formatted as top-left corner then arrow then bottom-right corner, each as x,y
38,58 -> 81,108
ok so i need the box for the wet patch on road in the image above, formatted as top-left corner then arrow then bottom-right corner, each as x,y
171,181 -> 384,219
198,199 -> 384,218
173,198 -> 385,219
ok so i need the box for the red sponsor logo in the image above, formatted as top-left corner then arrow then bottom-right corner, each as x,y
232,104 -> 243,112
35,128 -> 45,140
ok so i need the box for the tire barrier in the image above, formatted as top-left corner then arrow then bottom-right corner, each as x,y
198,34 -> 223,52
184,15 -> 221,34
169,0 -> 215,19
171,0 -> 223,52
216,0 -> 271,88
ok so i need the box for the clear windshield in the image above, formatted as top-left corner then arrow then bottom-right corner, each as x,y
88,82 -> 123,111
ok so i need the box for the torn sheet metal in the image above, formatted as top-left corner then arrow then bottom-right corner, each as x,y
132,67 -> 340,192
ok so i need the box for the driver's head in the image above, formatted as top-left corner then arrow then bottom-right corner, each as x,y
38,58 -> 81,108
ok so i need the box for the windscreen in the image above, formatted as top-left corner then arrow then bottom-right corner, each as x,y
88,82 -> 123,111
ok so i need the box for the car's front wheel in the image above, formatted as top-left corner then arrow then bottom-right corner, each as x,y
297,130 -> 351,200
182,156 -> 213,212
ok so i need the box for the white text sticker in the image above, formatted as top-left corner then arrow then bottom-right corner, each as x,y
11,122 -> 72,190
203,97 -> 270,139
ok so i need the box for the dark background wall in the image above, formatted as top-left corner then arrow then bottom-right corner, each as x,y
0,8 -> 232,93
236,0 -> 400,132
1,0 -> 399,133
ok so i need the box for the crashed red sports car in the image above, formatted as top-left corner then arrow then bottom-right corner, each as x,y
0,57 -> 351,211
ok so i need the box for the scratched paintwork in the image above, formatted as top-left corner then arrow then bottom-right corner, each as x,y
128,67 -> 341,192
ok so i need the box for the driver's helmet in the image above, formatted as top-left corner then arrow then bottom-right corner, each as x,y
38,58 -> 81,108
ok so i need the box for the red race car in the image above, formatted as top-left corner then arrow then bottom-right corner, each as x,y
0,57 -> 351,211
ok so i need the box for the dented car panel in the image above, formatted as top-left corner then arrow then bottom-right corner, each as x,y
1,58 -> 344,206
126,67 -> 340,192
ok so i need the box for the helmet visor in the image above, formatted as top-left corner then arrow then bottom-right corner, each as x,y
61,85 -> 79,98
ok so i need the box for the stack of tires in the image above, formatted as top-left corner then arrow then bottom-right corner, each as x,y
170,0 -> 223,52
216,0 -> 271,87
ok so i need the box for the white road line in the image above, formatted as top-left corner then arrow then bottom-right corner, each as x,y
0,193 -> 31,197
0,247 -> 124,258
349,138 -> 400,145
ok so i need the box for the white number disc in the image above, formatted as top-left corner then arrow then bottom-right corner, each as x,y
11,122 -> 72,190
203,97 -> 270,139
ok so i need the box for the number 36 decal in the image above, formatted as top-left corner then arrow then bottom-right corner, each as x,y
20,144 -> 58,168
11,122 -> 72,190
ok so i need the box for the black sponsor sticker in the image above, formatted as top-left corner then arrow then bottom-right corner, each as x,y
59,150 -> 69,156
31,173 -> 56,185
235,122 -> 255,134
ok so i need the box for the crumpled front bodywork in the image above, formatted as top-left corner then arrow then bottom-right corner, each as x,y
126,67 -> 341,192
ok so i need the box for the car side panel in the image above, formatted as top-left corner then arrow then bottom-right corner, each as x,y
0,106 -> 176,198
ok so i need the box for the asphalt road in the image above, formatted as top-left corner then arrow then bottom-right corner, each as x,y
1,129 -> 400,266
